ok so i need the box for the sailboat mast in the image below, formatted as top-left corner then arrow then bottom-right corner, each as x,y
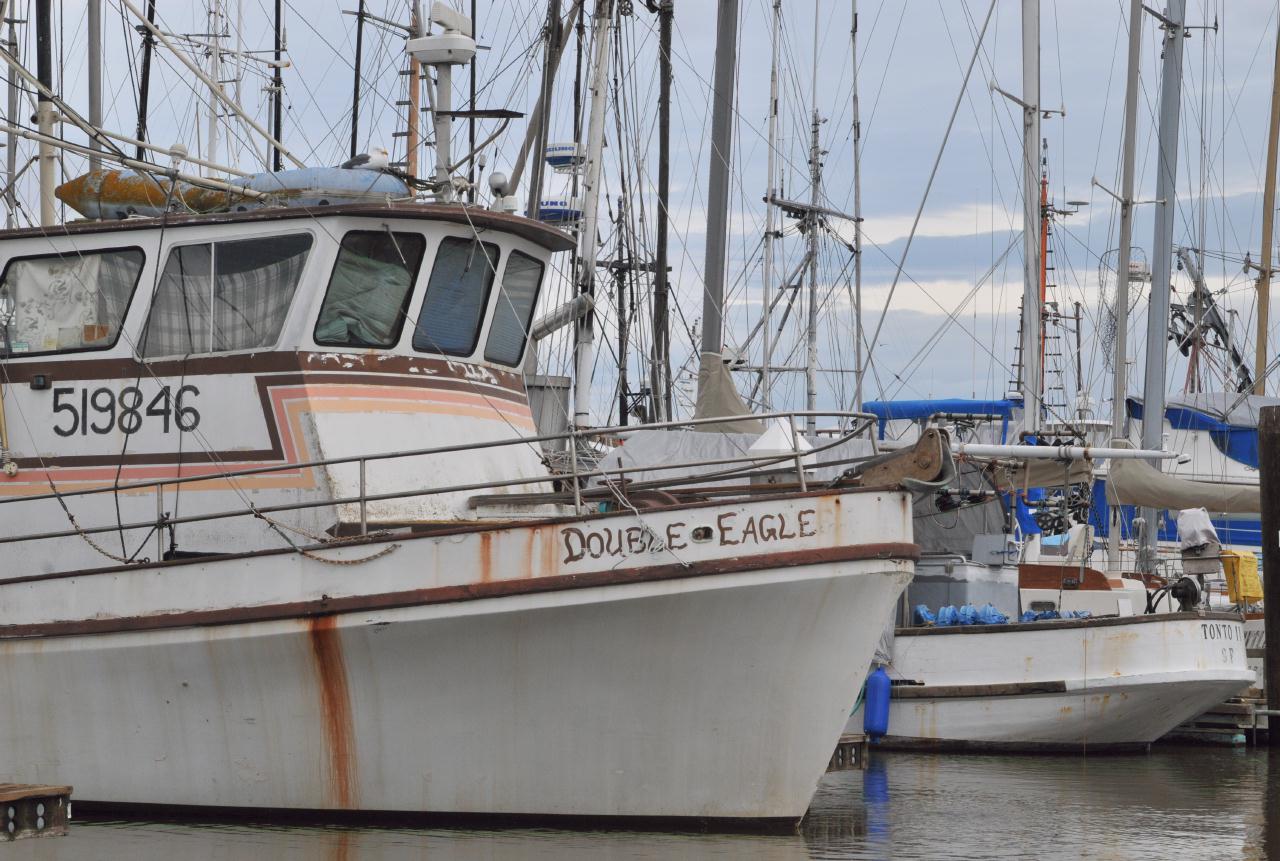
1017,0 -> 1042,434
88,0 -> 102,174
1256,18 -> 1280,396
570,0 -> 615,429
34,0 -> 54,227
5,21 -> 17,228
207,0 -> 222,172
699,0 -> 739,363
1138,0 -> 1187,574
851,0 -> 864,414
351,0 -> 364,160
134,0 -> 157,161
271,0 -> 284,173
1106,0 -> 1144,578
651,0 -> 673,421
760,0 -> 780,412
804,3 -> 821,435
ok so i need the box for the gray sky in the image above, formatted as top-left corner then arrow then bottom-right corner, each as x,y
12,1 -> 1280,423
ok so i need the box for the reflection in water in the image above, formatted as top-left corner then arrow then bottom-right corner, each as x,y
6,747 -> 1276,860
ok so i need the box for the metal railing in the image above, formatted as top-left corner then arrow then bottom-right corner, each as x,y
1,410 -> 882,554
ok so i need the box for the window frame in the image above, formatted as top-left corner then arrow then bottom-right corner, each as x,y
483,248 -> 545,367
312,229 -> 427,349
411,235 -> 501,358
0,244 -> 147,359
140,230 -> 314,359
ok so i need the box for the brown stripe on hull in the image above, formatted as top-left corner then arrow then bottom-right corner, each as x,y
891,681 -> 1068,699
0,542 -> 919,640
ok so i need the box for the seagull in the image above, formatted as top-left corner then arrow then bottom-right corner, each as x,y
339,146 -> 391,171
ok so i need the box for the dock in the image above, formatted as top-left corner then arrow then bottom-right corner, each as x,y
827,733 -> 870,771
1165,688 -> 1268,746
0,784 -> 71,841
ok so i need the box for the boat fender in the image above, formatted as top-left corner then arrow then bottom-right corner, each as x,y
863,666 -> 892,742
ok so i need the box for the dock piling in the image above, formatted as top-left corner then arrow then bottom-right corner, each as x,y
1258,405 -> 1280,744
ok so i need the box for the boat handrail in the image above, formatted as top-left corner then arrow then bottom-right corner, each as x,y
0,410 -> 887,549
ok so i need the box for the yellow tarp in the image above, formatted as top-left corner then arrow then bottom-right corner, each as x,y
1222,549 -> 1264,604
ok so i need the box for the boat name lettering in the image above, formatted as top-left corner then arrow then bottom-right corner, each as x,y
1200,622 -> 1242,642
560,522 -> 684,564
715,509 -> 817,547
52,384 -> 201,437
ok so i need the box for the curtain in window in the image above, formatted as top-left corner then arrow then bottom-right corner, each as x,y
1,249 -> 143,355
141,234 -> 311,357
484,250 -> 543,366
315,231 -> 425,347
413,237 -> 499,356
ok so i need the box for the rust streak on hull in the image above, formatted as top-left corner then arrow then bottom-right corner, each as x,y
307,617 -> 359,809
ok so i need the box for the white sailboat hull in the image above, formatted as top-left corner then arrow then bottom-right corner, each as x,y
2,492 -> 914,823
850,614 -> 1254,751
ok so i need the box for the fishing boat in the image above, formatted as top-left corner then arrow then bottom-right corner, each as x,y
0,0 -> 950,827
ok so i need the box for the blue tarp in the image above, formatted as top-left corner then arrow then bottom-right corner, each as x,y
1127,397 -> 1259,468
864,398 -> 1020,441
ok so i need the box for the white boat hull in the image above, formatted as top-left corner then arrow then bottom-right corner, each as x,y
850,614 -> 1254,751
1,492 -> 914,823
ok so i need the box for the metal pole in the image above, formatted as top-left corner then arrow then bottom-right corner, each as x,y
651,0 -> 673,421
851,0 -> 864,414
570,0 -> 615,428
760,0 -> 780,413
351,0 -> 364,160
87,0 -> 102,174
5,20 -> 18,228
518,0 -> 571,216
805,110 -> 821,435
34,0 -> 53,227
1106,0 -> 1143,577
1258,405 -> 1280,743
206,0 -> 221,172
1017,0 -> 1041,434
134,0 -> 156,162
469,0 -> 477,202
271,0 -> 284,172
1138,0 -> 1186,574
698,0 -> 738,360
1256,17 -> 1280,396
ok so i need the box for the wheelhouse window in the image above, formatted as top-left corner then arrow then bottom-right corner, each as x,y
412,237 -> 499,356
0,247 -> 144,356
314,230 -> 425,347
484,250 -> 544,366
140,233 -> 312,357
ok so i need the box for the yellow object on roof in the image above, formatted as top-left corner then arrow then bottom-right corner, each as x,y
1222,549 -> 1263,605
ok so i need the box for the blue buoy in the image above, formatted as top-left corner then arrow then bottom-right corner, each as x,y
863,666 -> 891,741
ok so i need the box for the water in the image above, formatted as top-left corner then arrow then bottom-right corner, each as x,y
10,746 -> 1278,860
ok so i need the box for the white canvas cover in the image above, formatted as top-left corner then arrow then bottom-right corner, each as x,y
1176,507 -> 1219,550
1107,456 -> 1260,513
691,352 -> 764,434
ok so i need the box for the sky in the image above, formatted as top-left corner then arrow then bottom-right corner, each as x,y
7,0 -> 1280,426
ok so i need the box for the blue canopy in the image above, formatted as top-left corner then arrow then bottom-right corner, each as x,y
864,398 -> 1020,441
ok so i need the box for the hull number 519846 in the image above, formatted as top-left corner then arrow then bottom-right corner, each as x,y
52,384 -> 201,436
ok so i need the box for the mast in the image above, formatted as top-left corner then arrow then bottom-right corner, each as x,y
88,0 -> 102,174
1106,0 -> 1143,577
271,0 -> 284,172
406,4 -> 421,180
804,109 -> 821,435
760,0 -> 780,412
570,0 -> 615,429
650,0 -> 673,421
851,0 -> 864,413
5,20 -> 17,228
34,0 -> 53,227
1017,0 -> 1042,434
351,0 -> 364,160
206,0 -> 222,171
1256,17 -> 1280,395
468,0 -> 477,202
1138,0 -> 1187,574
134,0 -> 156,161
697,0 -> 739,369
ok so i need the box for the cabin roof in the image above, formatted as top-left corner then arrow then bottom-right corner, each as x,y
0,202 -> 576,252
